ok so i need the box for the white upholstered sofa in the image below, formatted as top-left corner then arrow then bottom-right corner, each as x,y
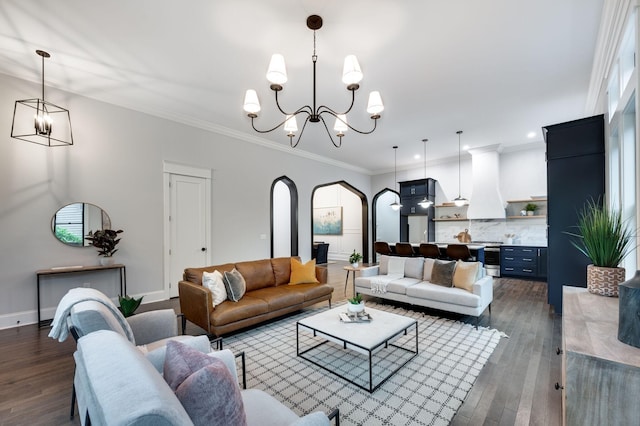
354,255 -> 493,326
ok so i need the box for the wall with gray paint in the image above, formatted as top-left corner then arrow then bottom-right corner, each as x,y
0,73 -> 371,328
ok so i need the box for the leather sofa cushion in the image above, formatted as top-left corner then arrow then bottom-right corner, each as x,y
285,283 -> 333,302
184,264 -> 235,286
236,259 -> 276,292
249,287 -> 305,311
271,257 -> 295,286
210,296 -> 269,326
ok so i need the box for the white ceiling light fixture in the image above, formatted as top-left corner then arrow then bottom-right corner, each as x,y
243,15 -> 383,148
390,145 -> 403,211
418,138 -> 434,208
453,130 -> 468,207
11,50 -> 73,147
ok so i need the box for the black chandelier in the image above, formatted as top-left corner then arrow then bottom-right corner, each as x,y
11,50 -> 73,147
243,15 -> 384,148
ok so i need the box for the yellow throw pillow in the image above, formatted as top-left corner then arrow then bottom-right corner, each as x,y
452,261 -> 480,292
290,258 -> 319,285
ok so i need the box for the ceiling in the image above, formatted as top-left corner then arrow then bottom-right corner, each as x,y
0,0 -> 604,174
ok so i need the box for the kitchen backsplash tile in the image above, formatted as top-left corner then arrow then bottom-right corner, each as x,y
434,218 -> 547,246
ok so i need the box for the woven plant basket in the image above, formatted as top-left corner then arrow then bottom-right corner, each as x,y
587,264 -> 625,297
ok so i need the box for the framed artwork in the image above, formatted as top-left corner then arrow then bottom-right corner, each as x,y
313,206 -> 343,235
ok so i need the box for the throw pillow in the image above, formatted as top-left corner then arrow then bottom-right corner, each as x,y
290,258 -> 319,285
387,256 -> 406,276
404,257 -> 424,279
423,258 -> 435,281
453,261 -> 480,292
378,255 -> 390,275
430,259 -> 457,287
223,269 -> 246,302
164,340 -> 219,391
202,270 -> 228,306
164,341 -> 247,426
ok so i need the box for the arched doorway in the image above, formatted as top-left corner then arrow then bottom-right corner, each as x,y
311,181 -> 369,263
270,176 -> 298,257
372,188 -> 400,262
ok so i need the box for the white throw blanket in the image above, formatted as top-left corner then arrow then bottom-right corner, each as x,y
48,287 -> 135,343
370,274 -> 403,294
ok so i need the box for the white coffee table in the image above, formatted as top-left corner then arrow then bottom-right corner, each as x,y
296,305 -> 418,392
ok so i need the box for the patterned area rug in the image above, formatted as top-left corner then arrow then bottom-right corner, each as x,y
224,302 -> 502,426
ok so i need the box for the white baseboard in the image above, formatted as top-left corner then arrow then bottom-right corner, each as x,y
0,290 -> 169,330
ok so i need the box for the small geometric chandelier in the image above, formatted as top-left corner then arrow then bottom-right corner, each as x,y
418,138 -> 434,208
390,146 -> 403,211
243,15 -> 384,148
11,50 -> 73,147
453,130 -> 468,206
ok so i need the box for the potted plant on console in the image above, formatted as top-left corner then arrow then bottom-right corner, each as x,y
349,250 -> 363,268
566,199 -> 635,297
85,229 -> 124,266
347,293 -> 365,314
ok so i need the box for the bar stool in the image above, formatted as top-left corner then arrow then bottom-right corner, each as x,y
394,242 -> 414,257
446,244 -> 473,261
419,243 -> 441,259
374,241 -> 393,256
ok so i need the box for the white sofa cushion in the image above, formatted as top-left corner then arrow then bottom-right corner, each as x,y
386,277 -> 422,295
379,255 -> 406,275
404,257 -> 424,279
423,258 -> 435,281
378,255 -> 390,274
406,282 -> 481,308
388,257 -> 405,275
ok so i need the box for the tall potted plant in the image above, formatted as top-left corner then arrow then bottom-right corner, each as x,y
85,229 -> 123,266
565,199 -> 635,297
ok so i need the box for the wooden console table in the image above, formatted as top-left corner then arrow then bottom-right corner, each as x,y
36,264 -> 126,327
562,286 -> 640,425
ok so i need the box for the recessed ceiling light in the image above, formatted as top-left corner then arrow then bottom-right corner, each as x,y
414,154 -> 420,160
527,131 -> 536,138
463,144 -> 470,150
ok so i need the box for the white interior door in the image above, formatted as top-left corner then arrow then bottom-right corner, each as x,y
164,163 -> 211,298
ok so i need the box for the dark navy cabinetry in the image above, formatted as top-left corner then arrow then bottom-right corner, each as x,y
399,178 -> 436,242
501,246 -> 547,279
544,115 -> 605,313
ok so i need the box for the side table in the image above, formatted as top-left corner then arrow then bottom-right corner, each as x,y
343,264 -> 376,296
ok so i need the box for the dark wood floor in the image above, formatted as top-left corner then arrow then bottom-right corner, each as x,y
0,262 -> 562,425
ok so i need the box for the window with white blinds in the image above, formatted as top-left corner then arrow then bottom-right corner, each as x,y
53,203 -> 84,245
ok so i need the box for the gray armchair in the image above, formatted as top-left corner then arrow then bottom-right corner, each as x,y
68,300 -> 212,371
63,295 -> 212,420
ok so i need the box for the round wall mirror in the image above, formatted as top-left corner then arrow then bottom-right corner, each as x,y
51,203 -> 111,247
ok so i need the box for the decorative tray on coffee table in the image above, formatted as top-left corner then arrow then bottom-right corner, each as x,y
339,311 -> 372,323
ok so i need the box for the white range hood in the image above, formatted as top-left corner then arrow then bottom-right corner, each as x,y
466,145 -> 506,219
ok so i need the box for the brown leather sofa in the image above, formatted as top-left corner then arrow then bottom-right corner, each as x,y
179,257 -> 332,337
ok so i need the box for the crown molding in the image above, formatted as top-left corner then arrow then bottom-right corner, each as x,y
586,0 -> 639,114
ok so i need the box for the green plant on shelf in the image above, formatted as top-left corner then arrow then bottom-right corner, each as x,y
525,203 -> 538,212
